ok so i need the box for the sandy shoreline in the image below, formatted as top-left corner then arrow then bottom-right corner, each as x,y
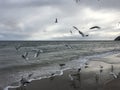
8,53 -> 120,90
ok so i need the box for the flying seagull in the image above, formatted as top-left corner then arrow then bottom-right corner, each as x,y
75,0 -> 80,3
34,49 -> 43,58
70,30 -> 72,34
73,26 -> 86,37
73,26 -> 79,31
21,52 -> 29,60
15,45 -> 21,51
78,30 -> 85,37
90,26 -> 101,29
110,72 -> 117,79
64,44 -> 72,49
55,18 -> 58,23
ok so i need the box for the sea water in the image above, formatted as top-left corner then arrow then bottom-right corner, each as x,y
0,41 -> 120,89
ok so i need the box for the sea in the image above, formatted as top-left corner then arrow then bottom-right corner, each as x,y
0,41 -> 120,90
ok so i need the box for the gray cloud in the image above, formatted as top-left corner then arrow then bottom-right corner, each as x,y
0,0 -> 120,40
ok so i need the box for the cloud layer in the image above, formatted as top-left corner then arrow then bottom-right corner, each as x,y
0,0 -> 120,40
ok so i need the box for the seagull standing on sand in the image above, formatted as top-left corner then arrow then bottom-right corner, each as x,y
84,62 -> 89,68
95,74 -> 99,84
20,77 -> 30,86
111,65 -> 114,72
99,65 -> 103,73
77,68 -> 81,73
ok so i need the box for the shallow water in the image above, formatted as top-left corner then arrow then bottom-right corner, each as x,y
0,41 -> 120,89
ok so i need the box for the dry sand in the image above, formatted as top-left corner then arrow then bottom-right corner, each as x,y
8,53 -> 120,90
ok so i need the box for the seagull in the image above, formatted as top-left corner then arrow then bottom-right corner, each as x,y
59,63 -> 65,67
95,74 -> 99,84
85,34 -> 89,37
55,18 -> 58,23
110,72 -> 117,79
73,26 -> 87,37
84,62 -> 89,68
111,65 -> 114,72
69,74 -> 74,81
99,65 -> 103,68
75,0 -> 80,3
21,52 -> 29,60
20,77 -> 30,86
73,26 -> 79,31
70,30 -> 73,34
99,65 -> 103,73
34,49 -> 43,58
77,68 -> 81,73
50,73 -> 56,80
90,26 -> 101,29
15,45 -> 21,51
64,44 -> 72,49
59,63 -> 66,69
28,73 -> 33,78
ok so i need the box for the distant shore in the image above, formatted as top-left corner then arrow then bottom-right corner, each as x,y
8,53 -> 120,90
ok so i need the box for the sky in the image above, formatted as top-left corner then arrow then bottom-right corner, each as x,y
0,0 -> 120,40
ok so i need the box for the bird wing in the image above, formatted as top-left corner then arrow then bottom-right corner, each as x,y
73,26 -> 85,37
78,30 -> 84,37
24,52 -> 28,57
55,18 -> 58,23
73,26 -> 79,31
70,30 -> 72,34
90,26 -> 101,29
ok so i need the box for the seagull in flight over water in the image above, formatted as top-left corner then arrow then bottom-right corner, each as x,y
21,52 -> 29,60
34,49 -> 43,58
73,26 -> 88,37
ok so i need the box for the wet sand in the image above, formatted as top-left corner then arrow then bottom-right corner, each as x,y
8,53 -> 120,90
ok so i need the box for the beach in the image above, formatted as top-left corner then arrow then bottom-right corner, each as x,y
8,53 -> 120,90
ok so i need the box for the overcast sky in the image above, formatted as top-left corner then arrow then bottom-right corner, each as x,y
0,0 -> 120,40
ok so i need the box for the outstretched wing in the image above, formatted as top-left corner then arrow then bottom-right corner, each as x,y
73,26 -> 79,31
90,26 -> 101,29
78,30 -> 84,37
